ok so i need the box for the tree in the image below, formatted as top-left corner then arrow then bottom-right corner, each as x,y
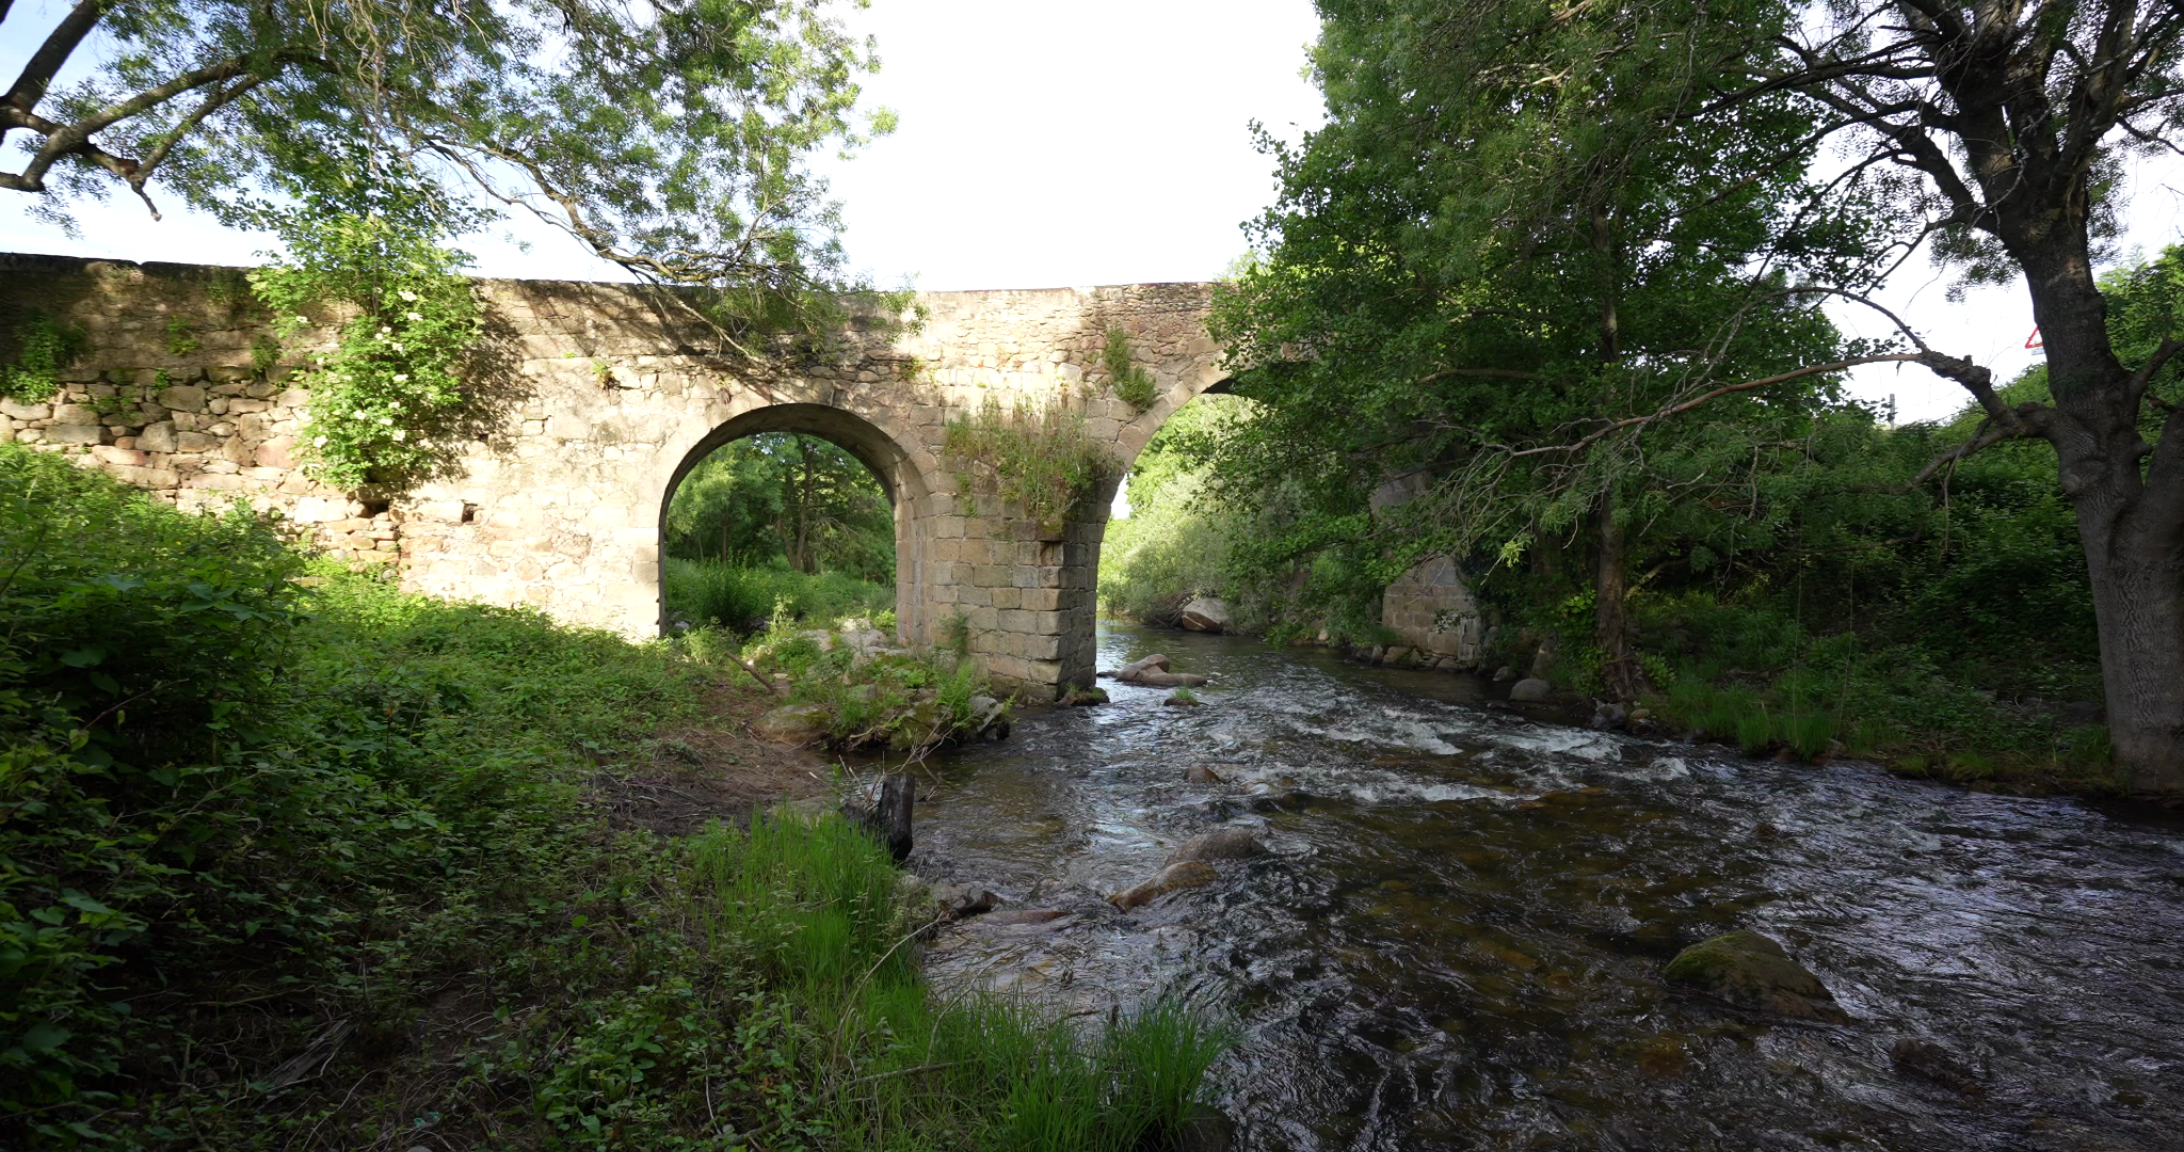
1,0 -> 893,340
1670,0 -> 2184,788
664,433 -> 892,581
1227,0 -> 2184,790
1210,0 -> 1850,696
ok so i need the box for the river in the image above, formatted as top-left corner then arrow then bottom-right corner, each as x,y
909,622 -> 2184,1151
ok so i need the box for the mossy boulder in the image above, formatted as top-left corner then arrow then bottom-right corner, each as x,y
753,701 -> 830,744
1663,930 -> 1848,1022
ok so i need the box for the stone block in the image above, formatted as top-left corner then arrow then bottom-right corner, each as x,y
989,587 -> 1021,609
44,423 -> 102,445
254,436 -> 295,468
157,384 -> 208,412
291,496 -> 347,523
0,398 -> 50,421
1021,587 -> 1062,612
174,430 -> 219,452
1023,633 -> 1061,661
92,445 -> 148,466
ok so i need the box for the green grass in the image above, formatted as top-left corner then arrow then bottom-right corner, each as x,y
664,555 -> 892,632
691,812 -> 1230,1152
0,444 -> 1223,1148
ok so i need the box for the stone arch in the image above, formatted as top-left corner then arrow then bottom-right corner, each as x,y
654,401 -> 943,641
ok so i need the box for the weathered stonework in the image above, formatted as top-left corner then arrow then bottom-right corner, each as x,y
1381,554 -> 1484,667
0,253 -> 1230,697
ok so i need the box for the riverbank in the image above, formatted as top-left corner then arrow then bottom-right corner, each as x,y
0,445 -> 1223,1150
1109,614 -> 2144,802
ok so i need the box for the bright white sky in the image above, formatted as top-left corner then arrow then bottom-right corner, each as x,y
4,0 -> 2181,428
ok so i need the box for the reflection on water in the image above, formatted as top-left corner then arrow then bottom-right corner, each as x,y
911,623 -> 2184,1151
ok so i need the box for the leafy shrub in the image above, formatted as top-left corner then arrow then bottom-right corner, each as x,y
1,315 -> 85,403
251,192 -> 486,492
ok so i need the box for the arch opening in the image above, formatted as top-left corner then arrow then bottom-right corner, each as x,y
1096,388 -> 1254,632
658,403 -> 928,639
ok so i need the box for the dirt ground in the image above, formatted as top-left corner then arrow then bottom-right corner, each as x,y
596,679 -> 838,837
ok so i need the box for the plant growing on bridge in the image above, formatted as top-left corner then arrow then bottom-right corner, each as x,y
1,315 -> 84,403
1103,328 -> 1159,410
945,398 -> 1113,536
250,179 -> 485,492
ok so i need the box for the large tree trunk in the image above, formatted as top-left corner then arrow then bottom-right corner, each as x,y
2024,242 -> 2184,793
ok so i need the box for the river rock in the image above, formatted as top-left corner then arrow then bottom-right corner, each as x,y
1163,692 -> 1205,706
1164,829 -> 1269,865
1065,685 -> 1109,706
843,772 -> 914,863
1890,1037 -> 1983,1094
1178,596 -> 1231,632
1108,653 -> 1212,687
1186,764 -> 1224,784
1663,930 -> 1847,1022
926,880 -> 1000,917
1109,860 -> 1220,910
1509,677 -> 1553,703
981,908 -> 1070,926
753,701 -> 831,744
1173,1103 -> 1236,1152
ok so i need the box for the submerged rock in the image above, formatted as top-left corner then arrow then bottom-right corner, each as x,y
980,908 -> 1069,926
1109,860 -> 1221,910
1064,685 -> 1109,706
1185,764 -> 1225,784
1163,692 -> 1205,707
925,880 -> 1001,917
1891,1037 -> 1983,1094
1509,677 -> 1553,703
1663,930 -> 1848,1022
1164,829 -> 1269,866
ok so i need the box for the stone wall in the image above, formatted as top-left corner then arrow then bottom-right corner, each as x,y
1380,554 -> 1486,669
0,253 -> 1229,697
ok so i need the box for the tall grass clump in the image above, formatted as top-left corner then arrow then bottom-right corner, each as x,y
689,814 -> 1230,1152
665,555 -> 891,632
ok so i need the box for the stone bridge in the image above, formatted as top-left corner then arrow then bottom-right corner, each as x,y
0,254 -> 1231,695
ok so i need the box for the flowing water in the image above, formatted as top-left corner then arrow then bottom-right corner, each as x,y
909,623 -> 2184,1151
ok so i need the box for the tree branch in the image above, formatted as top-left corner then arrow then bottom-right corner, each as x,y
3,0 -> 107,117
1506,354 -> 1927,458
2127,336 -> 2184,409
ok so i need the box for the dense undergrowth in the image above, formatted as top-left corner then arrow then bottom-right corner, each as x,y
1103,387 -> 2123,795
0,444 -> 1222,1148
664,556 -> 893,634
